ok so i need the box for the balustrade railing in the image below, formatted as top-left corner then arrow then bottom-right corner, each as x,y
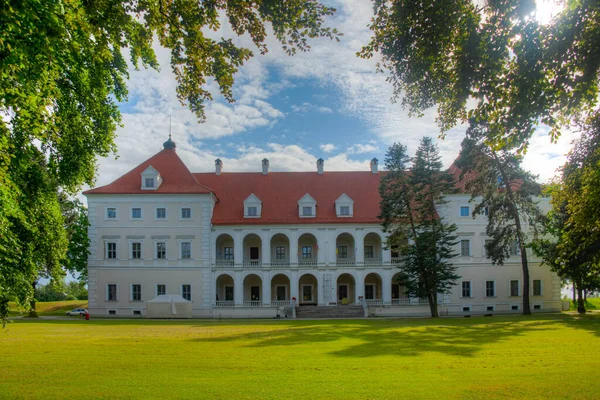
243,301 -> 262,308
298,259 -> 317,266
391,298 -> 411,305
215,259 -> 234,267
365,299 -> 383,306
215,301 -> 234,308
336,257 -> 356,266
271,300 -> 291,308
363,258 -> 383,266
242,260 -> 262,267
391,257 -> 402,264
270,260 -> 290,267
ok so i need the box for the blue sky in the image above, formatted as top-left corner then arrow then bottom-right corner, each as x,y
85,0 -> 573,194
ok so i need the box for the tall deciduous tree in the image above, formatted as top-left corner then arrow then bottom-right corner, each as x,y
380,138 -> 459,317
0,0 -> 339,323
360,0 -> 600,150
456,124 -> 544,314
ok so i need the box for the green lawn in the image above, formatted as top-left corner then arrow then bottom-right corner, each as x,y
8,300 -> 88,316
569,297 -> 600,310
2,314 -> 599,399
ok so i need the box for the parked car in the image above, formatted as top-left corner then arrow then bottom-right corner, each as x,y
66,308 -> 88,316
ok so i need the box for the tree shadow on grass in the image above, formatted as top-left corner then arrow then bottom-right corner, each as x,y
187,315 -> 578,358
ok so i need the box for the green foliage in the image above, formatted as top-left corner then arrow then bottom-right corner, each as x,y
0,0 -> 339,323
360,0 -> 600,149
533,112 -> 600,313
34,280 -> 88,302
380,138 -> 459,317
456,123 -> 544,315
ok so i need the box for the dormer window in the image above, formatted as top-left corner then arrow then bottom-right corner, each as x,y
298,194 -> 316,218
335,194 -> 354,217
244,194 -> 262,218
141,165 -> 162,190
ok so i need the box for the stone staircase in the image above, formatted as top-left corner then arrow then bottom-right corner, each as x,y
295,305 -> 364,319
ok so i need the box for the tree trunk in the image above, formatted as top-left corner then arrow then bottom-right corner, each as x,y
576,280 -> 586,314
28,281 -> 38,318
428,291 -> 438,318
492,152 -> 531,315
584,290 -> 587,302
572,282 -> 577,303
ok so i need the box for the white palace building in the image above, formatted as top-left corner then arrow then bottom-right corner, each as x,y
83,137 -> 562,318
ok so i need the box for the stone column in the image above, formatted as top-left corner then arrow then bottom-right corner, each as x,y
261,229 -> 270,266
289,229 -> 298,266
262,271 -> 271,306
234,230 -> 243,267
290,270 -> 299,301
317,272 -> 325,305
234,270 -> 243,306
355,270 -> 365,303
382,270 -> 392,305
355,229 -> 365,265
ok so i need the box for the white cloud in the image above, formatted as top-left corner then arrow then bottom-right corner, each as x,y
291,102 -> 334,114
320,143 -> 336,153
347,143 -> 379,154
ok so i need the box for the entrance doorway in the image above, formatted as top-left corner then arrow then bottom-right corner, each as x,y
276,285 -> 287,301
250,286 -> 260,301
301,284 -> 313,303
338,284 -> 348,301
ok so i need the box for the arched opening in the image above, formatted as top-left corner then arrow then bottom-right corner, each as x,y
391,272 -> 410,305
298,233 -> 318,266
215,274 -> 234,307
298,273 -> 318,305
216,234 -> 234,266
271,274 -> 291,306
364,273 -> 383,305
243,274 -> 262,307
270,233 -> 290,266
336,233 -> 355,266
337,273 -> 355,304
243,233 -> 262,266
363,232 -> 383,265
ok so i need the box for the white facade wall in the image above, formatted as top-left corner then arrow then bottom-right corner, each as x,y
86,190 -> 561,317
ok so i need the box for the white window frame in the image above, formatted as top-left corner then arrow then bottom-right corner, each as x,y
155,241 -> 167,260
141,165 -> 162,190
509,279 -> 521,297
180,207 -> 192,220
224,285 -> 234,301
105,241 -> 118,260
298,193 -> 317,218
130,206 -> 143,221
129,240 -> 143,260
105,206 -> 118,221
144,177 -> 155,189
106,283 -> 118,302
364,283 -> 376,300
532,279 -> 543,296
275,285 -> 287,301
155,206 -> 167,221
459,205 -> 470,217
533,303 -> 543,311
302,206 -> 313,217
180,241 -> 192,260
130,284 -> 142,302
485,280 -> 496,298
156,284 -> 167,297
181,284 -> 192,301
460,239 -> 471,257
462,305 -> 472,312
485,305 -> 495,312
335,193 -> 354,217
461,281 -> 472,298
247,206 -> 258,217
511,304 -> 520,311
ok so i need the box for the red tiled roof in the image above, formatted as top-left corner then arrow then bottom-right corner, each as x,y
83,149 -> 212,195
195,171 -> 384,225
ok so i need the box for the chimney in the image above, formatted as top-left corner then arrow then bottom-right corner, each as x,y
215,159 -> 223,176
262,158 -> 269,175
317,158 -> 324,175
370,158 -> 378,174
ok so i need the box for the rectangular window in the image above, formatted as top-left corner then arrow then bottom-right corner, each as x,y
463,306 -> 471,312
486,305 -> 494,311
533,304 -> 541,310
460,206 -> 470,217
107,284 -> 117,301
511,305 -> 519,311
182,285 -> 191,301
247,206 -> 257,216
365,285 -> 375,300
510,240 -> 519,256
145,177 -> 155,188
109,310 -> 116,315
181,242 -> 191,259
340,205 -> 350,216
131,207 -> 142,219
364,246 -> 374,259
181,208 -> 191,219
224,247 -> 234,260
225,286 -> 234,301
276,246 -> 286,260
485,281 -> 495,297
131,242 -> 141,259
107,207 -> 117,219
302,246 -> 312,259
337,246 -> 348,259
250,247 -> 259,260
156,208 -> 166,219
484,239 -> 493,258
106,242 -> 117,259
133,310 -> 142,316
131,284 -> 141,301
460,239 -> 471,256
462,281 -> 471,298
533,280 -> 542,296
510,280 -> 520,296
156,242 -> 166,259
156,284 -> 166,296
302,206 -> 312,216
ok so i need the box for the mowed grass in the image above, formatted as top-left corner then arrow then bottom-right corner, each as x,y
8,300 -> 88,316
2,314 -> 600,399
